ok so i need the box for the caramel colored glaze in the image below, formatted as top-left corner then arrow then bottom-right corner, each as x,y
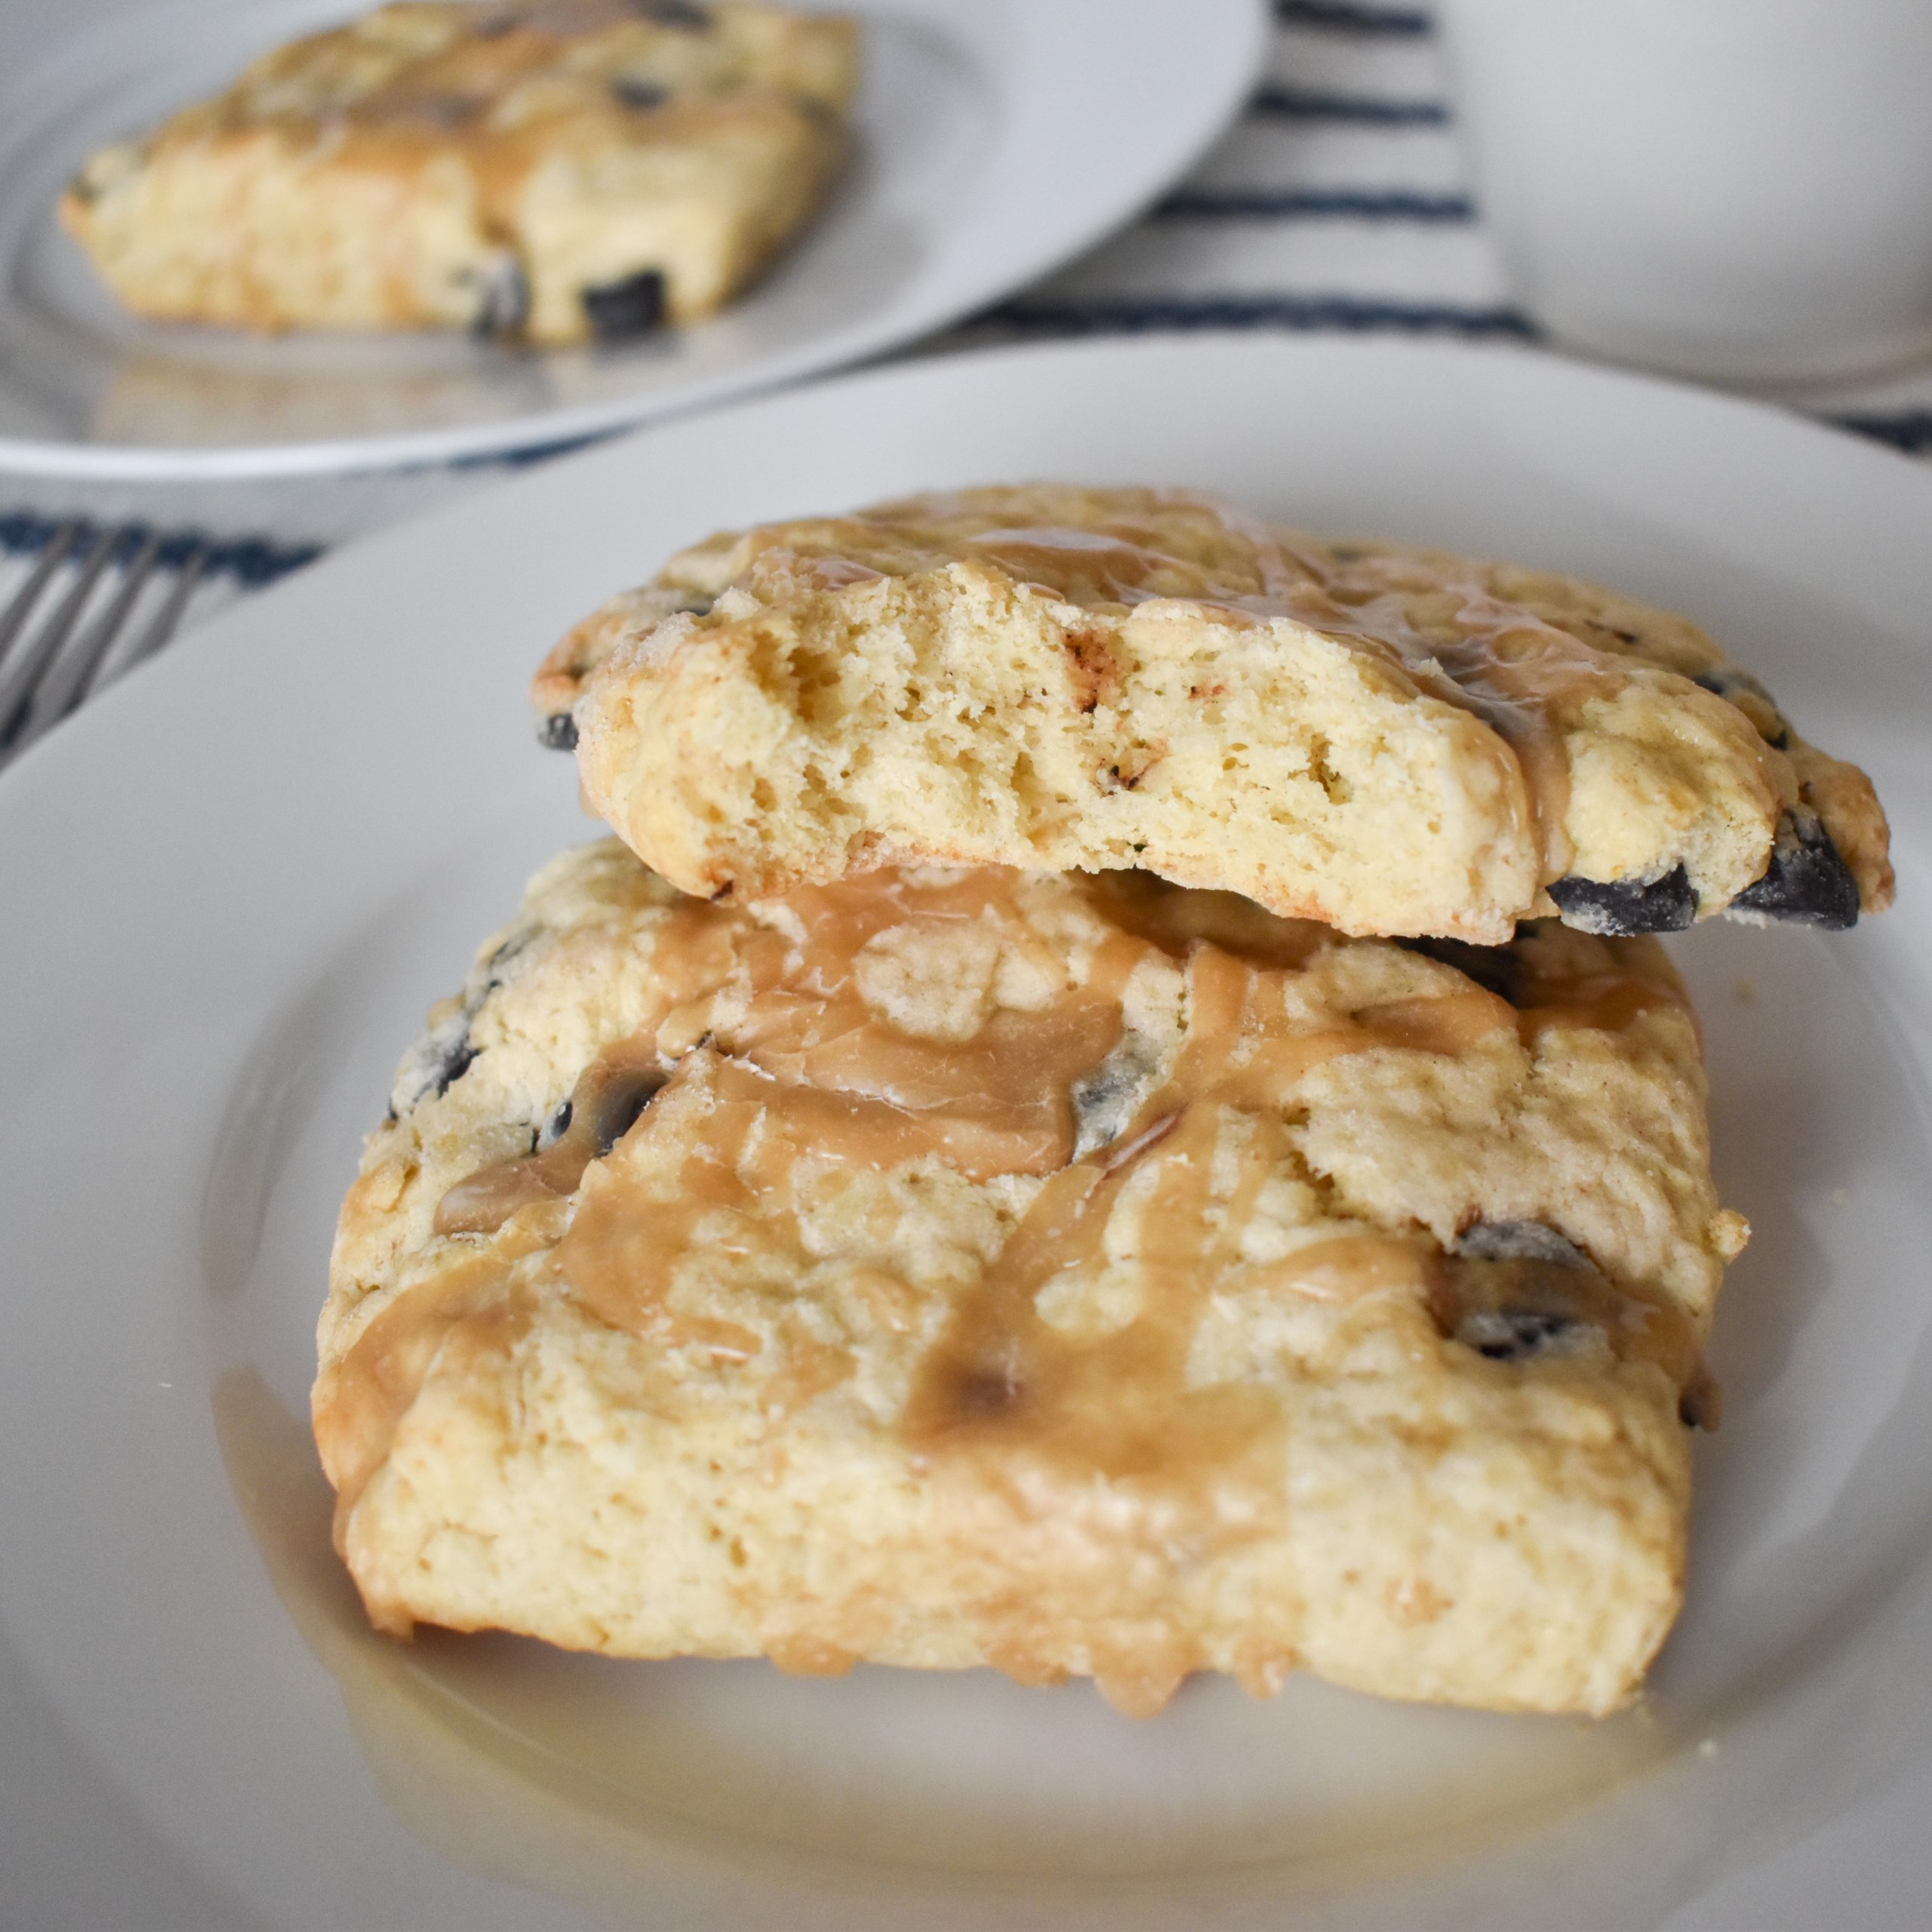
557,1050 -> 1075,1354
433,868 -> 1145,1251
220,8 -> 826,254
1512,937 -> 1692,1045
362,866 -> 1712,1696
897,1109 -> 1297,1715
323,105 -> 725,254
730,869 -> 1147,1170
899,1129 -> 1441,1714
1517,978 -> 1678,1043
314,1252 -> 518,1546
1081,871 -> 1331,970
435,1035 -> 671,1235
488,0 -> 674,35
962,526 -> 1252,611
801,557 -> 885,592
894,936 -> 1460,1713
768,1636 -> 860,1678
1266,547 -> 1610,881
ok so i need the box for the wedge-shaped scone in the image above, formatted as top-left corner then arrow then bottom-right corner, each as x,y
317,838 -> 1747,1716
543,485 -> 1890,943
61,0 -> 857,344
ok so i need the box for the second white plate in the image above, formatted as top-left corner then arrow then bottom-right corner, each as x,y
0,0 -> 1265,478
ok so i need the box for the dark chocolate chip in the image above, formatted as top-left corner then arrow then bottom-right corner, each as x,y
543,1097 -> 574,1146
610,75 -> 669,109
481,928 -> 537,981
1392,934 -> 1523,1003
581,268 -> 667,342
635,0 -> 711,26
468,251 -> 530,340
392,995 -> 489,1112
1691,668 -> 1791,749
588,1068 -> 666,1155
390,921 -> 544,1114
432,1040 -> 478,1095
1456,1220 -> 1592,1269
1731,808 -> 1860,930
540,711 -> 579,752
1548,863 -> 1698,936
1457,1308 -> 1586,1363
1070,1035 -> 1163,1160
401,1023 -> 476,1110
1678,1380 -> 1720,1430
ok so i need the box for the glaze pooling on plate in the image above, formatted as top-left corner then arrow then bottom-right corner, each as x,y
317,838 -> 1747,1719
537,484 -> 1892,944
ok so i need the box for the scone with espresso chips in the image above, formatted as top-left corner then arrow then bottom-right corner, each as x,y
61,0 -> 857,344
542,485 -> 1890,943
317,837 -> 1746,1716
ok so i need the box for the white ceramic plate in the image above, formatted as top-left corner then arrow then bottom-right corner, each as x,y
3,335 -> 1930,1930
0,0 -> 1264,480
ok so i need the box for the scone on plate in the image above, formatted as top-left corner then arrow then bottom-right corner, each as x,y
315,838 -> 1747,1717
60,0 -> 858,344
537,485 -> 1890,943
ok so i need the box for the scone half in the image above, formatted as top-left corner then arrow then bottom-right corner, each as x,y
542,485 -> 1890,943
316,838 -> 1748,1716
60,0 -> 858,344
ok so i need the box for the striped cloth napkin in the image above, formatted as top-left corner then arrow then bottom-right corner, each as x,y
5,0 -> 1930,644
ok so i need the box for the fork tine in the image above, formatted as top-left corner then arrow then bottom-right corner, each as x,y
9,534 -> 165,756
85,541 -> 208,699
0,521 -> 83,667
0,527 -> 117,743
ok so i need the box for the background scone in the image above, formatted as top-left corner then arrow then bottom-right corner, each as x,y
545,485 -> 1890,943
317,838 -> 1748,1717
61,0 -> 858,344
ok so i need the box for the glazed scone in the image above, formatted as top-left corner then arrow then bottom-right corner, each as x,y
60,0 -> 857,344
316,838 -> 1748,1717
543,485 -> 1891,943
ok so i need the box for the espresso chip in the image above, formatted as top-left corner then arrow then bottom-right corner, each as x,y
581,269 -> 668,342
1549,865 -> 1699,936
1732,809 -> 1860,929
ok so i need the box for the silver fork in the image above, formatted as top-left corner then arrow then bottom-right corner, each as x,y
0,521 -> 208,766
